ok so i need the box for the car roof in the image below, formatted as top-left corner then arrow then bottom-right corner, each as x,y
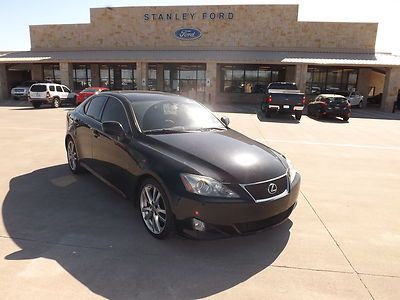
318,94 -> 347,98
101,90 -> 190,103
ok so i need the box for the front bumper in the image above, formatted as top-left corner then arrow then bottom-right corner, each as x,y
174,173 -> 301,238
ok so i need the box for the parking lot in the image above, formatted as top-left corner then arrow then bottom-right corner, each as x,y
0,101 -> 399,300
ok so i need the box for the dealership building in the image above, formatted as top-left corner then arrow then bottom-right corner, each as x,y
0,4 -> 400,111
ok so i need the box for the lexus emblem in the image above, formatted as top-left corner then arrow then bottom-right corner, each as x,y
267,183 -> 278,195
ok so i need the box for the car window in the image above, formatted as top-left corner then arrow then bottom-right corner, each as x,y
56,86 -> 63,92
83,88 -> 96,93
30,84 -> 46,92
86,96 -> 108,120
101,97 -> 130,133
49,85 -> 55,92
62,86 -> 71,93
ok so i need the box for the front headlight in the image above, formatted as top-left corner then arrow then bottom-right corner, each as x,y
180,173 -> 239,198
286,159 -> 297,183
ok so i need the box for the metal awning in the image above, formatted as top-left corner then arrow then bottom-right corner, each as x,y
1,50 -> 400,67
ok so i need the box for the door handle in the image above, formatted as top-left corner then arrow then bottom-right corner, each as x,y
91,128 -> 100,138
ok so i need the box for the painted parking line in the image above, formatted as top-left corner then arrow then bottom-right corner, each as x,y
265,139 -> 400,151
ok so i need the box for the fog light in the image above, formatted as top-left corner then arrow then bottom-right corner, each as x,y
192,218 -> 206,232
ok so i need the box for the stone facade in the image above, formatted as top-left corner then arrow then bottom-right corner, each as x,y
30,5 -> 377,53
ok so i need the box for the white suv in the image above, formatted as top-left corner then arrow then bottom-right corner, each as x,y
28,83 -> 75,108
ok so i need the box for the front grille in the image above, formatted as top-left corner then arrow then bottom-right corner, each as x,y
234,204 -> 295,234
242,174 -> 288,202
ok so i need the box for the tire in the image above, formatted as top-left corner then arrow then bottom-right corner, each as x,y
342,116 -> 349,122
138,178 -> 174,239
32,102 -> 41,109
295,111 -> 302,120
53,97 -> 61,108
66,138 -> 85,174
358,101 -> 363,109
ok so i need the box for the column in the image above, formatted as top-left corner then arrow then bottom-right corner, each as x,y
31,64 -> 43,81
285,66 -> 296,82
59,63 -> 74,89
294,64 -> 308,92
91,64 -> 100,87
0,64 -> 8,100
381,67 -> 400,112
136,61 -> 148,90
357,68 -> 372,108
156,64 -> 164,91
206,62 -> 217,104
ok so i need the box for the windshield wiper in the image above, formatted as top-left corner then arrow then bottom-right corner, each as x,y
142,128 -> 189,135
189,127 -> 225,132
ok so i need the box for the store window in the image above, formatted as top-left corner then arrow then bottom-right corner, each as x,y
148,64 -> 206,101
306,67 -> 358,94
43,64 -> 60,83
220,64 -> 286,93
73,64 -> 92,91
100,64 -> 136,90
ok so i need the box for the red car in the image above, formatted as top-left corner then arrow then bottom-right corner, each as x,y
75,87 -> 109,105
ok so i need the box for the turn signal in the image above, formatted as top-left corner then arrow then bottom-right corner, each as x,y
301,96 -> 306,105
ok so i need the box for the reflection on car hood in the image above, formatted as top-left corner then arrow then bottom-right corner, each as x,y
148,129 -> 287,184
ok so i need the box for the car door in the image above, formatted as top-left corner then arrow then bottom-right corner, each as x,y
93,96 -> 139,194
75,95 -> 108,169
61,85 -> 72,102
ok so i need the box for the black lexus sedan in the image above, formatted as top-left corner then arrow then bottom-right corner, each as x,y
65,91 -> 301,239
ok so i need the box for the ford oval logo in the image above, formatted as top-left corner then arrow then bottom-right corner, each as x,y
174,28 -> 202,41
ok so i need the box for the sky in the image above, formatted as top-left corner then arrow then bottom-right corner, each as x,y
0,0 -> 399,54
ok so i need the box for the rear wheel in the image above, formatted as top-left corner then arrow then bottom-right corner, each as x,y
32,102 -> 41,109
53,97 -> 61,108
342,116 -> 349,122
139,178 -> 174,239
295,111 -> 302,120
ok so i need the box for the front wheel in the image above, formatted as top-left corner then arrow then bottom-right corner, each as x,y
358,101 -> 363,109
66,138 -> 84,174
295,111 -> 302,120
139,178 -> 174,239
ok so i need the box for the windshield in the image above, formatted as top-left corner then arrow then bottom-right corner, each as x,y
131,98 -> 225,133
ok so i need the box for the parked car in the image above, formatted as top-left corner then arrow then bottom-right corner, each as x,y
337,91 -> 364,108
65,91 -> 301,239
307,94 -> 351,121
10,80 -> 40,100
28,83 -> 75,108
76,87 -> 109,105
260,82 -> 305,120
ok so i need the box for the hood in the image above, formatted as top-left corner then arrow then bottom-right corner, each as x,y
147,129 -> 287,184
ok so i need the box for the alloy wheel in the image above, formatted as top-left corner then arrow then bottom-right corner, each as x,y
67,140 -> 77,171
140,184 -> 167,235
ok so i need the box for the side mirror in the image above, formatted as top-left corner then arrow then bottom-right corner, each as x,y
220,116 -> 230,127
102,121 -> 126,141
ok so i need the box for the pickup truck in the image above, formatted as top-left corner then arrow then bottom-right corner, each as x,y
260,82 -> 305,120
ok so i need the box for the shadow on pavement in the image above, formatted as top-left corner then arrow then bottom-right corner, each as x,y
256,111 -> 300,124
3,165 -> 291,299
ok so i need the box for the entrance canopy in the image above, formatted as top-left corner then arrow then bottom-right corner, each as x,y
1,50 -> 400,67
